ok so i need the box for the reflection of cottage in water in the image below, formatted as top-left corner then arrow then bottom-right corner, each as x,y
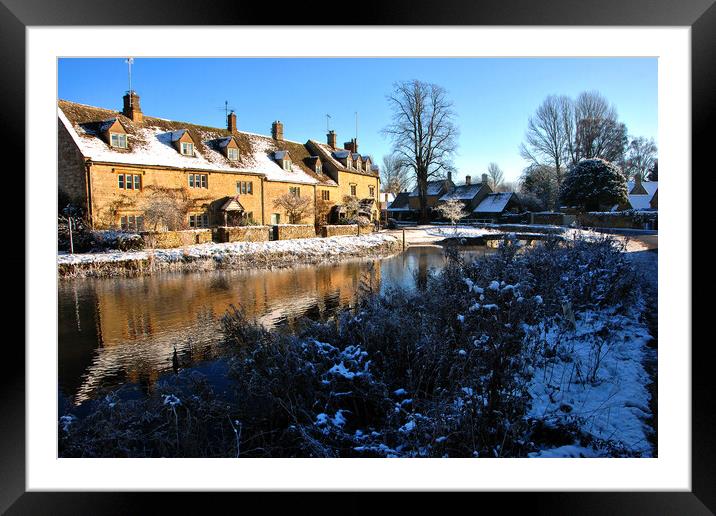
58,260 -> 382,405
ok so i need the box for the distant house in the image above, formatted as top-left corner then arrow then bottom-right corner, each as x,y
617,176 -> 658,211
386,192 -> 413,221
437,173 -> 492,212
627,176 -> 658,210
473,192 -> 523,222
408,174 -> 455,211
378,192 -> 395,221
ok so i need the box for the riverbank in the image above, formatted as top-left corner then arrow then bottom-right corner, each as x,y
57,234 -> 401,278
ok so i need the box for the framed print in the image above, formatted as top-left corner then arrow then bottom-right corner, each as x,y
3,0 -> 712,512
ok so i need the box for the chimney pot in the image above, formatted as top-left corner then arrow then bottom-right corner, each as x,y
327,130 -> 337,149
122,91 -> 143,123
227,111 -> 238,134
447,170 -> 452,183
482,173 -> 489,184
271,120 -> 284,141
344,138 -> 358,153
465,175 -> 471,185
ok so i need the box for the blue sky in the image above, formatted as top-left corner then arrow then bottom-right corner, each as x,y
58,57 -> 657,183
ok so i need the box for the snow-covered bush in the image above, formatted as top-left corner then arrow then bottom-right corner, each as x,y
59,236 -> 646,457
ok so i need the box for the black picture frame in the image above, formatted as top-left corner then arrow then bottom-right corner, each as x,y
3,0 -> 710,512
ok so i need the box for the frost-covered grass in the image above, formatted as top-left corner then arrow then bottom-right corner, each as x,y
57,234 -> 401,278
59,236 -> 654,458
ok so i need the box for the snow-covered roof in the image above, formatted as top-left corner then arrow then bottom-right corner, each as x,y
58,99 -> 336,186
627,180 -> 658,197
273,150 -> 289,160
220,195 -> 245,212
387,192 -> 411,211
306,140 -> 379,178
473,192 -> 514,213
627,194 -> 653,211
218,136 -> 235,148
439,183 -> 484,201
98,118 -> 119,133
351,153 -> 361,160
409,180 -> 448,197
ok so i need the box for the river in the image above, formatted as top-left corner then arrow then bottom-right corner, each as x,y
58,245 -> 493,406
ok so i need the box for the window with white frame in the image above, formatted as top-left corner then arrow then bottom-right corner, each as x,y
118,173 -> 141,191
188,174 -> 208,188
189,213 -> 209,228
283,159 -> 292,171
316,162 -> 322,174
350,184 -> 357,196
110,132 -> 127,149
181,142 -> 194,156
227,147 -> 239,161
237,181 -> 253,195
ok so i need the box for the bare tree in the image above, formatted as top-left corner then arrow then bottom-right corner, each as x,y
487,162 -> 505,191
436,199 -> 467,227
571,91 -> 628,164
520,164 -> 559,211
520,95 -> 571,190
624,137 -> 658,181
272,193 -> 312,224
384,80 -> 459,223
380,153 -> 412,194
141,186 -> 193,231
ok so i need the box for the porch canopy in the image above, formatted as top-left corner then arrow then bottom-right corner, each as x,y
219,195 -> 245,226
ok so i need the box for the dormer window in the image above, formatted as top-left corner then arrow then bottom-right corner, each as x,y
227,147 -> 239,161
110,132 -> 127,149
347,157 -> 352,169
316,162 -> 322,174
283,159 -> 292,171
181,142 -> 194,156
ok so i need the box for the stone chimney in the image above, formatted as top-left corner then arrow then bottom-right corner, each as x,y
482,173 -> 489,184
271,121 -> 284,141
634,173 -> 642,187
327,130 -> 337,149
227,111 -> 238,134
344,138 -> 358,153
447,170 -> 452,183
465,175 -> 471,185
122,91 -> 143,123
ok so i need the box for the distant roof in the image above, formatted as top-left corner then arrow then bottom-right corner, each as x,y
439,183 -> 484,201
387,191 -> 411,211
474,192 -> 514,213
410,180 -> 448,197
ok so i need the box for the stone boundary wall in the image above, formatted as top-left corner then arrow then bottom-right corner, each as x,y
215,225 -> 270,243
321,224 -> 375,237
275,224 -> 316,240
578,211 -> 658,230
531,212 -> 565,226
141,229 -> 212,249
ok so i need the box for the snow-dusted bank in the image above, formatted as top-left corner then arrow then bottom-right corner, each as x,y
57,234 -> 401,278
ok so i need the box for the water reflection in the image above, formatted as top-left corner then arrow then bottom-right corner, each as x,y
58,246 -> 490,405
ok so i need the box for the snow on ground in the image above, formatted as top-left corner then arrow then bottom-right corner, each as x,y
527,307 -> 654,457
57,233 -> 399,266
